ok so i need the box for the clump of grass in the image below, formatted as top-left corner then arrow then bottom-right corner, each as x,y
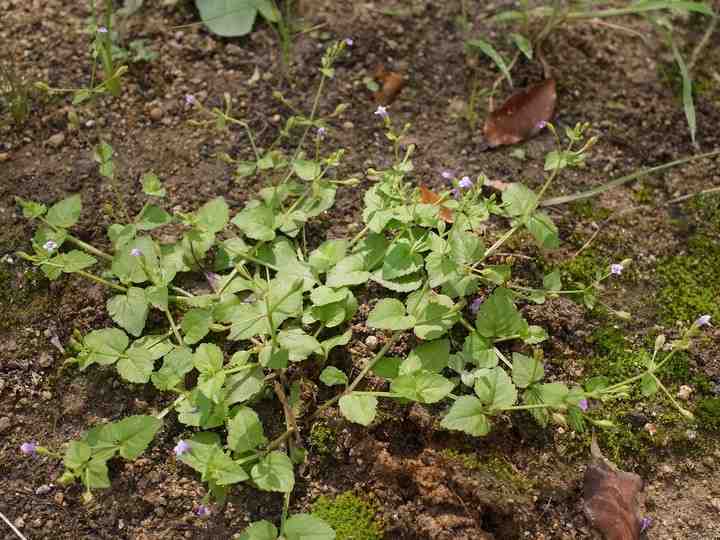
312,492 -> 383,540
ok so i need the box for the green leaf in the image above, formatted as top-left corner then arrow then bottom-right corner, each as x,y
474,367 -> 517,410
46,195 -> 81,228
196,0 -> 259,37
425,251 -> 456,287
338,394 -> 377,426
370,269 -> 424,293
309,239 -> 348,274
475,287 -> 528,340
318,330 -> 352,358
466,38 -> 513,87
232,203 -> 276,241
441,396 -> 491,436
198,371 -> 226,403
82,328 -> 129,368
448,228 -> 484,264
135,204 -> 172,231
326,254 -> 369,288
141,172 -> 166,197
526,212 -> 559,249
400,339 -> 450,375
511,353 -> 544,389
640,373 -> 658,396
278,328 -> 321,362
181,309 -> 213,345
58,250 -> 97,272
383,241 -> 423,279
502,183 -> 537,218
391,371 -> 455,403
310,286 -> 347,307
259,346 -> 289,369
372,357 -> 402,379
251,451 -> 295,493
237,520 -> 279,540
543,270 -> 562,291
146,285 -> 168,310
64,440 -> 92,470
151,346 -> 194,391
194,343 -> 224,373
510,32 -> 532,59
116,345 -> 155,383
522,386 -> 549,427
415,296 -> 458,340
670,34 -> 696,145
293,159 -> 321,181
283,514 -> 336,540
460,333 -> 497,369
197,197 -> 229,233
367,299 -> 416,330
107,287 -> 149,337
537,382 -> 569,407
225,367 -> 265,405
227,406 -> 267,454
319,366 -> 348,386
85,458 -> 111,488
108,415 -> 162,459
15,197 -> 47,219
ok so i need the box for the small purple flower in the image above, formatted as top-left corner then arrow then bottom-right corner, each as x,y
194,505 -> 210,517
20,442 -> 38,457
97,26 -> 108,34
535,120 -> 548,131
696,314 -> 711,327
640,517 -> 651,532
344,38 -> 354,47
130,248 -> 143,257
173,440 -> 190,456
610,263 -> 623,276
451,187 -> 460,199
43,240 -> 58,253
458,176 -> 473,189
184,94 -> 196,105
441,170 -> 454,180
470,297 -> 483,315
578,399 -> 589,412
374,105 -> 388,119
317,126 -> 327,139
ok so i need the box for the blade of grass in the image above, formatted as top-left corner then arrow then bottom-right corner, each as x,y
668,33 -> 697,146
466,38 -> 513,88
540,149 -> 720,207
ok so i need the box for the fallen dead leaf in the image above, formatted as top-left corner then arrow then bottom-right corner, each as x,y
374,64 -> 406,105
419,185 -> 453,223
583,437 -> 644,540
483,79 -> 556,147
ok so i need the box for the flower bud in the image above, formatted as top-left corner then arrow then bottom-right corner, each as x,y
57,471 -> 76,486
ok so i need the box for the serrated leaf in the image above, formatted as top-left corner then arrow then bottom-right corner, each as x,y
135,204 -> 172,231
511,353 -> 544,389
194,343 -> 224,373
251,451 -> 295,492
339,393 -> 377,426
141,172 -> 166,197
441,396 -> 491,436
116,345 -> 155,383
107,287 -> 149,337
151,346 -> 194,391
474,367 -> 517,410
475,287 -> 528,340
319,366 -> 348,386
181,308 -> 213,345
237,521 -> 279,540
309,239 -> 348,274
526,211 -> 559,249
391,371 -> 454,403
59,250 -> 97,272
326,254 -> 369,287
293,159 -> 321,181
15,197 -> 47,219
283,514 -> 336,540
400,339 -> 450,375
197,197 -> 229,233
502,183 -> 538,218
232,203 -> 276,241
108,415 -> 162,459
383,241 -> 423,279
367,298 -> 416,330
46,195 -> 81,228
278,328 -> 321,362
227,406 -> 267,454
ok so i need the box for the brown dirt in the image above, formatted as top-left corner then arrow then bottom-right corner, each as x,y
2,1 -> 720,539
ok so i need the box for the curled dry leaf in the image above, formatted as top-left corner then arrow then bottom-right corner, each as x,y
483,79 -> 556,147
374,64 -> 406,105
583,437 -> 644,540
419,185 -> 453,223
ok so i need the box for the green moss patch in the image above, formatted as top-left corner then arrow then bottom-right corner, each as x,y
312,492 -> 383,540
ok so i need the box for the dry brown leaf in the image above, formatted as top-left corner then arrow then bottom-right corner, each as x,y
483,79 -> 556,147
419,185 -> 453,223
583,437 -> 644,540
373,64 -> 406,105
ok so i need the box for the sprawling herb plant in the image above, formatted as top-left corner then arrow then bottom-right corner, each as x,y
16,40 -> 707,539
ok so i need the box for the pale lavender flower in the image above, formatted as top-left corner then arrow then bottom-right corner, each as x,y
317,126 -> 327,139
610,263 -> 623,276
458,176 -> 473,189
130,248 -> 142,257
374,105 -> 388,119
43,240 -> 58,253
195,505 -> 210,517
97,26 -> 108,34
184,94 -> 196,105
344,38 -> 354,47
696,314 -> 711,327
451,188 -> 460,199
578,399 -> 589,412
470,297 -> 483,315
20,442 -> 38,457
441,170 -> 454,180
173,440 -> 190,456
535,120 -> 547,131
640,517 -> 651,532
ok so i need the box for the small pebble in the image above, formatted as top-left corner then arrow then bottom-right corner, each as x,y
47,133 -> 65,148
0,416 -> 11,433
0,152 -> 9,162
677,385 -> 693,400
35,484 -> 53,495
643,422 -> 657,436
149,107 -> 163,122
364,335 -> 379,350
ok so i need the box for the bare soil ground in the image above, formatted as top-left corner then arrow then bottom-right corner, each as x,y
1,1 -> 719,539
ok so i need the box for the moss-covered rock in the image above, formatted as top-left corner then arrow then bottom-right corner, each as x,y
311,492 -> 383,540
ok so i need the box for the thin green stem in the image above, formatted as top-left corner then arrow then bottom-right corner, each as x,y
164,309 -> 183,346
75,270 -> 127,292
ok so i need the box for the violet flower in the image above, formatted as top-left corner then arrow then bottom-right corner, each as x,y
20,442 -> 38,457
578,399 -> 589,412
458,176 -> 473,189
374,105 -> 388,119
696,314 -> 711,327
173,440 -> 190,456
610,263 -> 623,276
43,240 -> 58,253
